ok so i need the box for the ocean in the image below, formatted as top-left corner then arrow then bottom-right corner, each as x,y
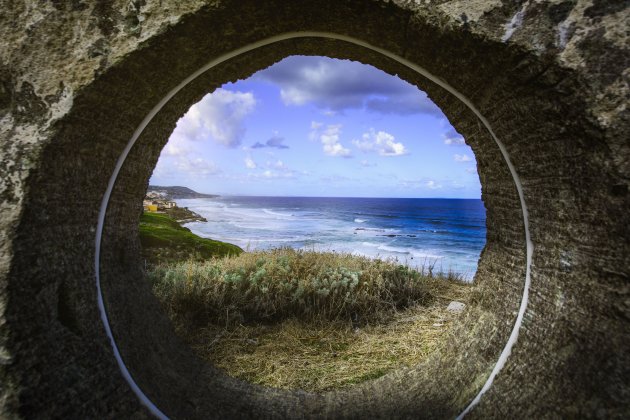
175,196 -> 486,280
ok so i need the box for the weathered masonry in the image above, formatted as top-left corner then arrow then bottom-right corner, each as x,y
1,1 -> 628,418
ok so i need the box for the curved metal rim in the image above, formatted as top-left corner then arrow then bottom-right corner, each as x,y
94,31 -> 533,419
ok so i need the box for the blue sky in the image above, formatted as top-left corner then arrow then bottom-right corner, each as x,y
150,56 -> 480,198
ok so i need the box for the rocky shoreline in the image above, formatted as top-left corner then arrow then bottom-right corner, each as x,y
164,205 -> 207,224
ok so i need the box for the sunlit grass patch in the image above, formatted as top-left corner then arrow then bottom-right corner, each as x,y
139,212 -> 242,264
184,301 -> 468,392
148,248 -> 471,391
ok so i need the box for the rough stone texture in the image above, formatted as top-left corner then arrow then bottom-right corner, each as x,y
0,0 -> 628,418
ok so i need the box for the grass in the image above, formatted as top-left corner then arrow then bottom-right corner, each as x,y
184,295 -> 468,392
139,212 -> 242,265
148,248 -> 471,392
147,248 -> 465,325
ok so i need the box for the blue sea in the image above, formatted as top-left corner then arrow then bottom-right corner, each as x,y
176,196 -> 486,280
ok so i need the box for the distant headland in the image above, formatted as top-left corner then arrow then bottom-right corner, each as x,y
144,185 -> 216,224
147,185 -> 219,199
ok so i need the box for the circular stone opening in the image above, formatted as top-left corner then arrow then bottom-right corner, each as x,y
139,55 -> 488,394
5,1 -> 628,418
97,35 -> 527,418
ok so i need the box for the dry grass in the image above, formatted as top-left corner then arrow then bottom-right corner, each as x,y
182,299 -> 469,392
149,248 -> 472,392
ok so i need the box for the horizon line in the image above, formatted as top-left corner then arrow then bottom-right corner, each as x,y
193,193 -> 481,200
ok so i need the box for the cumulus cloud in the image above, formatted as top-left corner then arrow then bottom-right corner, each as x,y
353,129 -> 408,157
239,159 -> 298,180
425,180 -> 442,190
252,132 -> 289,149
397,177 -> 443,191
454,154 -> 472,162
360,160 -> 376,167
310,121 -> 352,158
265,160 -> 287,170
309,121 -> 323,141
153,156 -> 220,178
244,156 -> 257,169
176,157 -> 220,176
161,140 -> 191,157
444,136 -> 466,146
310,121 -> 323,130
256,164 -> 297,179
466,167 -> 477,174
259,169 -> 295,179
172,88 -> 255,148
255,56 -> 443,116
443,127 -> 466,146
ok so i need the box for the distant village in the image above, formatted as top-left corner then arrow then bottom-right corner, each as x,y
143,188 -> 207,223
143,190 -> 177,213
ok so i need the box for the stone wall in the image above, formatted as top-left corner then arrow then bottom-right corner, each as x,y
0,0 -> 628,418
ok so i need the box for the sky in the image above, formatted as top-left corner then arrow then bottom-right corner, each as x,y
150,56 -> 481,198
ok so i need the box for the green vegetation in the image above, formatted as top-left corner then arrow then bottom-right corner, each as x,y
139,212 -> 241,265
164,206 -> 207,223
147,248 -> 471,391
149,248 -> 460,325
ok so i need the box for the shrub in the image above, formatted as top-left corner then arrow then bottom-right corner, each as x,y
148,248 -> 463,326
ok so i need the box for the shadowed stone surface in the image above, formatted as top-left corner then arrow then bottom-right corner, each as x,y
0,0 -> 628,418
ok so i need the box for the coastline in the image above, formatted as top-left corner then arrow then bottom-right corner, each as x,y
164,205 -> 207,224
173,196 -> 485,280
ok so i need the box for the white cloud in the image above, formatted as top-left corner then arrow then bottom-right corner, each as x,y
360,160 -> 376,167
266,160 -> 287,169
310,122 -> 352,158
171,88 -> 255,148
443,128 -> 466,146
162,139 -> 191,157
353,129 -> 408,157
425,180 -> 442,190
244,156 -> 257,169
444,136 -> 466,146
466,167 -> 477,174
396,177 -> 442,190
454,154 -> 472,162
258,169 -> 295,179
155,156 -> 220,178
275,160 -> 286,169
309,121 -> 323,141
256,56 -> 443,116
238,159 -> 298,180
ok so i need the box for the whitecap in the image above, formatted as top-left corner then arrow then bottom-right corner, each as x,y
262,208 -> 293,218
361,242 -> 381,248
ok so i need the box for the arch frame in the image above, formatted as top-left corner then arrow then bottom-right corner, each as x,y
2,0 -> 628,418
95,31 -> 533,419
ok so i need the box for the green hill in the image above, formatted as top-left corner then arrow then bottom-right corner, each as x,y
147,185 -> 218,199
139,212 -> 242,265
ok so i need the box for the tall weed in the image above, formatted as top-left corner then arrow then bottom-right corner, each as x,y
148,248 -> 462,325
